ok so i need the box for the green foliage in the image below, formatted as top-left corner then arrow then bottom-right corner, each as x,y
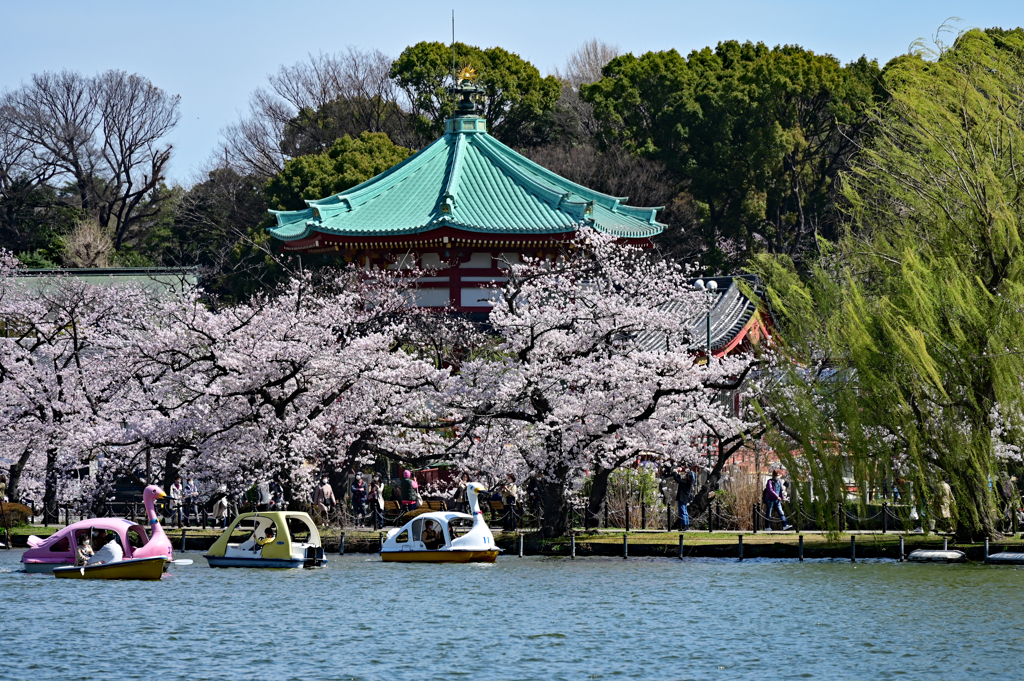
583,42 -> 883,268
265,132 -> 411,212
15,250 -> 59,268
754,28 -> 1024,540
390,41 -> 562,147
0,180 -> 84,264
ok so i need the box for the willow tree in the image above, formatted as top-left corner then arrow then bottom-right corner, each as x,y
754,28 -> 1024,540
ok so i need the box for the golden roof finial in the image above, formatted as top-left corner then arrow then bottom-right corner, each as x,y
457,66 -> 477,83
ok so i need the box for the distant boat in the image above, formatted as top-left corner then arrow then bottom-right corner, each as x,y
21,485 -> 174,573
908,549 -> 966,563
204,511 -> 326,568
380,482 -> 500,563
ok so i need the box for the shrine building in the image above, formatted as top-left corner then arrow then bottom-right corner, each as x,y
266,73 -> 769,357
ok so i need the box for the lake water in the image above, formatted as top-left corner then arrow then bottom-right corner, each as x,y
1,549 -> 1020,680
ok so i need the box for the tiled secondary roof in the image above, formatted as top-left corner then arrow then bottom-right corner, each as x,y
635,276 -> 763,355
267,116 -> 664,242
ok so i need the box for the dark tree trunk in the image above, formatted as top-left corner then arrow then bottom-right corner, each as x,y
586,468 -> 612,530
162,449 -> 183,491
538,463 -> 570,538
43,447 -> 58,524
7,444 -> 34,504
689,439 -> 746,519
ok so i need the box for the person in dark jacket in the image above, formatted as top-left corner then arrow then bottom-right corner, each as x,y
351,474 -> 367,520
763,470 -> 792,530
672,466 -> 696,531
400,470 -> 420,510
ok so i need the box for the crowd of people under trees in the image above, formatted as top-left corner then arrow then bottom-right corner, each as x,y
3,26 -> 1024,541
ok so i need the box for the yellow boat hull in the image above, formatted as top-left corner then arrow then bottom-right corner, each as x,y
381,550 -> 499,563
54,556 -> 167,580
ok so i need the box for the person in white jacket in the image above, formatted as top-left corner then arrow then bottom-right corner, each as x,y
87,537 -> 124,565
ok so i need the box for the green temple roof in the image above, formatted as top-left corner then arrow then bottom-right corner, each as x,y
267,115 -> 664,243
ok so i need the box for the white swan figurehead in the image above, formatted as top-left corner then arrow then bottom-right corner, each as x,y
466,482 -> 488,524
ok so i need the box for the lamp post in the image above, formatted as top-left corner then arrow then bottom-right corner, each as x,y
693,279 -> 718,357
694,278 -> 718,475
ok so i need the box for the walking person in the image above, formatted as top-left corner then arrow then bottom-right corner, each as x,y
399,470 -> 421,511
451,473 -> 469,513
212,486 -> 231,529
763,470 -> 792,530
671,466 -> 696,531
169,476 -> 184,527
351,474 -> 367,524
502,473 -> 521,530
257,479 -> 272,512
368,476 -> 384,529
270,479 -> 285,511
312,477 -> 336,525
184,476 -> 199,527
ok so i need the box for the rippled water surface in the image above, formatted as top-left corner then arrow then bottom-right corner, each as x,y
1,549 -> 1021,680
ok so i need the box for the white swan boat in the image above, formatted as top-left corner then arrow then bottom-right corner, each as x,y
380,482 -> 500,563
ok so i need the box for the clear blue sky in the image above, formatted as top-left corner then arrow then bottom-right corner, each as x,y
2,1 -> 1019,185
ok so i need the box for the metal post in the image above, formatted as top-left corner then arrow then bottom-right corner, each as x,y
0,495 -> 11,549
623,533 -> 628,559
667,503 -> 672,532
709,500 -> 714,533
339,531 -> 345,555
181,529 -> 187,552
798,534 -> 804,562
850,535 -> 856,563
604,502 -> 609,529
379,532 -> 384,553
752,503 -> 758,533
678,534 -> 684,560
882,502 -> 888,534
899,535 -> 905,562
625,492 -> 630,532
985,538 -> 989,559
571,534 -> 576,559
202,509 -> 208,530
943,537 -> 948,551
519,533 -> 524,557
641,499 -> 646,530
738,534 -> 743,561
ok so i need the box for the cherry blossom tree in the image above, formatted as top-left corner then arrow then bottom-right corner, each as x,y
0,250 -> 173,515
445,227 -> 763,536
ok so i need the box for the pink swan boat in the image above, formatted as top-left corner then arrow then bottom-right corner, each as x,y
21,485 -> 174,573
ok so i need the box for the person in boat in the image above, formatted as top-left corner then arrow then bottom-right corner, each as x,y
75,533 -> 94,566
87,534 -> 124,565
421,519 -> 444,550
256,524 -> 277,547
90,527 -> 109,553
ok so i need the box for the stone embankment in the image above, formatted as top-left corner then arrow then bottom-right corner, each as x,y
7,526 -> 1019,561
